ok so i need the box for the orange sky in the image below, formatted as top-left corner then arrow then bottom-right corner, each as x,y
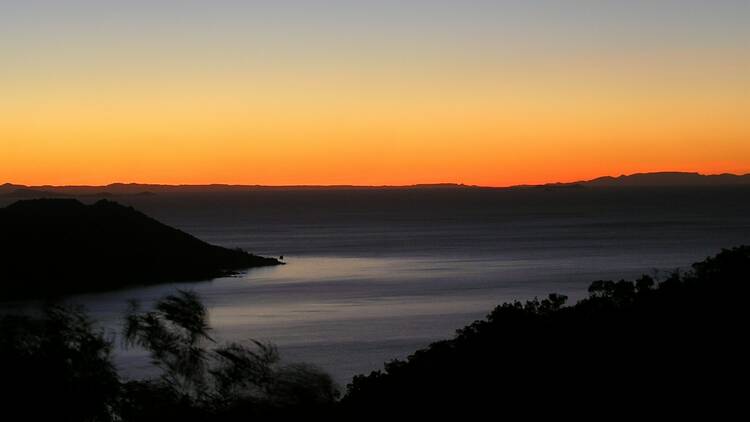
2,1 -> 749,186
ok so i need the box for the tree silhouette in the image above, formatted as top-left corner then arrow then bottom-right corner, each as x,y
0,305 -> 120,421
342,246 -> 750,417
2,246 -> 747,420
122,290 -> 339,419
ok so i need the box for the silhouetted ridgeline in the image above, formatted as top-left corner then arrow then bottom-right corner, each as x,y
342,246 -> 749,416
2,171 -> 749,197
582,171 -> 750,187
0,199 -> 281,299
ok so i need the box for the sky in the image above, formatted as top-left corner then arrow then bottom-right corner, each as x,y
1,0 -> 749,186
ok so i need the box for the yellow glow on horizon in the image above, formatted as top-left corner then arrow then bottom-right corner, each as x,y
2,23 -> 749,186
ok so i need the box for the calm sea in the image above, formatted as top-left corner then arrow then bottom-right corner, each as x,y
3,186 -> 750,386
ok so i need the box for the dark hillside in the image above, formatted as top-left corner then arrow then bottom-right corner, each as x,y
0,199 -> 281,299
342,246 -> 750,416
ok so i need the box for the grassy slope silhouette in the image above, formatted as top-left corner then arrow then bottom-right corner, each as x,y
0,199 -> 281,299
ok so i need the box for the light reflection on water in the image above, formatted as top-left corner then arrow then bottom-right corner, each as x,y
4,188 -> 750,386
63,251 -> 707,385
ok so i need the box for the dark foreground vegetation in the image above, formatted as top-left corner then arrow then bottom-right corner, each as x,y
1,291 -> 338,421
0,246 -> 747,420
0,199 -> 281,299
343,246 -> 749,416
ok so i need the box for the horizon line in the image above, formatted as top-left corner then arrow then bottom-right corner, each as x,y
3,171 -> 750,190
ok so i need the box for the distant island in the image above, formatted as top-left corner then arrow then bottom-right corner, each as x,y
0,187 -> 157,199
563,171 -> 750,187
0,199 -> 282,300
2,171 -> 749,197
512,171 -> 750,189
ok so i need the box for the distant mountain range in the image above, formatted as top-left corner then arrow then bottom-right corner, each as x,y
579,172 -> 750,187
1,172 -> 749,197
0,199 -> 281,300
512,172 -> 750,189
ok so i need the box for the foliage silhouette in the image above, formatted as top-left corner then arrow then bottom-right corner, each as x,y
122,290 -> 339,420
0,291 -> 338,421
1,247 -> 747,419
341,246 -> 750,417
0,199 -> 281,300
124,291 -> 213,397
0,305 -> 120,421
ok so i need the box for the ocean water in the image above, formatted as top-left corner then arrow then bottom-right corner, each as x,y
3,187 -> 750,386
